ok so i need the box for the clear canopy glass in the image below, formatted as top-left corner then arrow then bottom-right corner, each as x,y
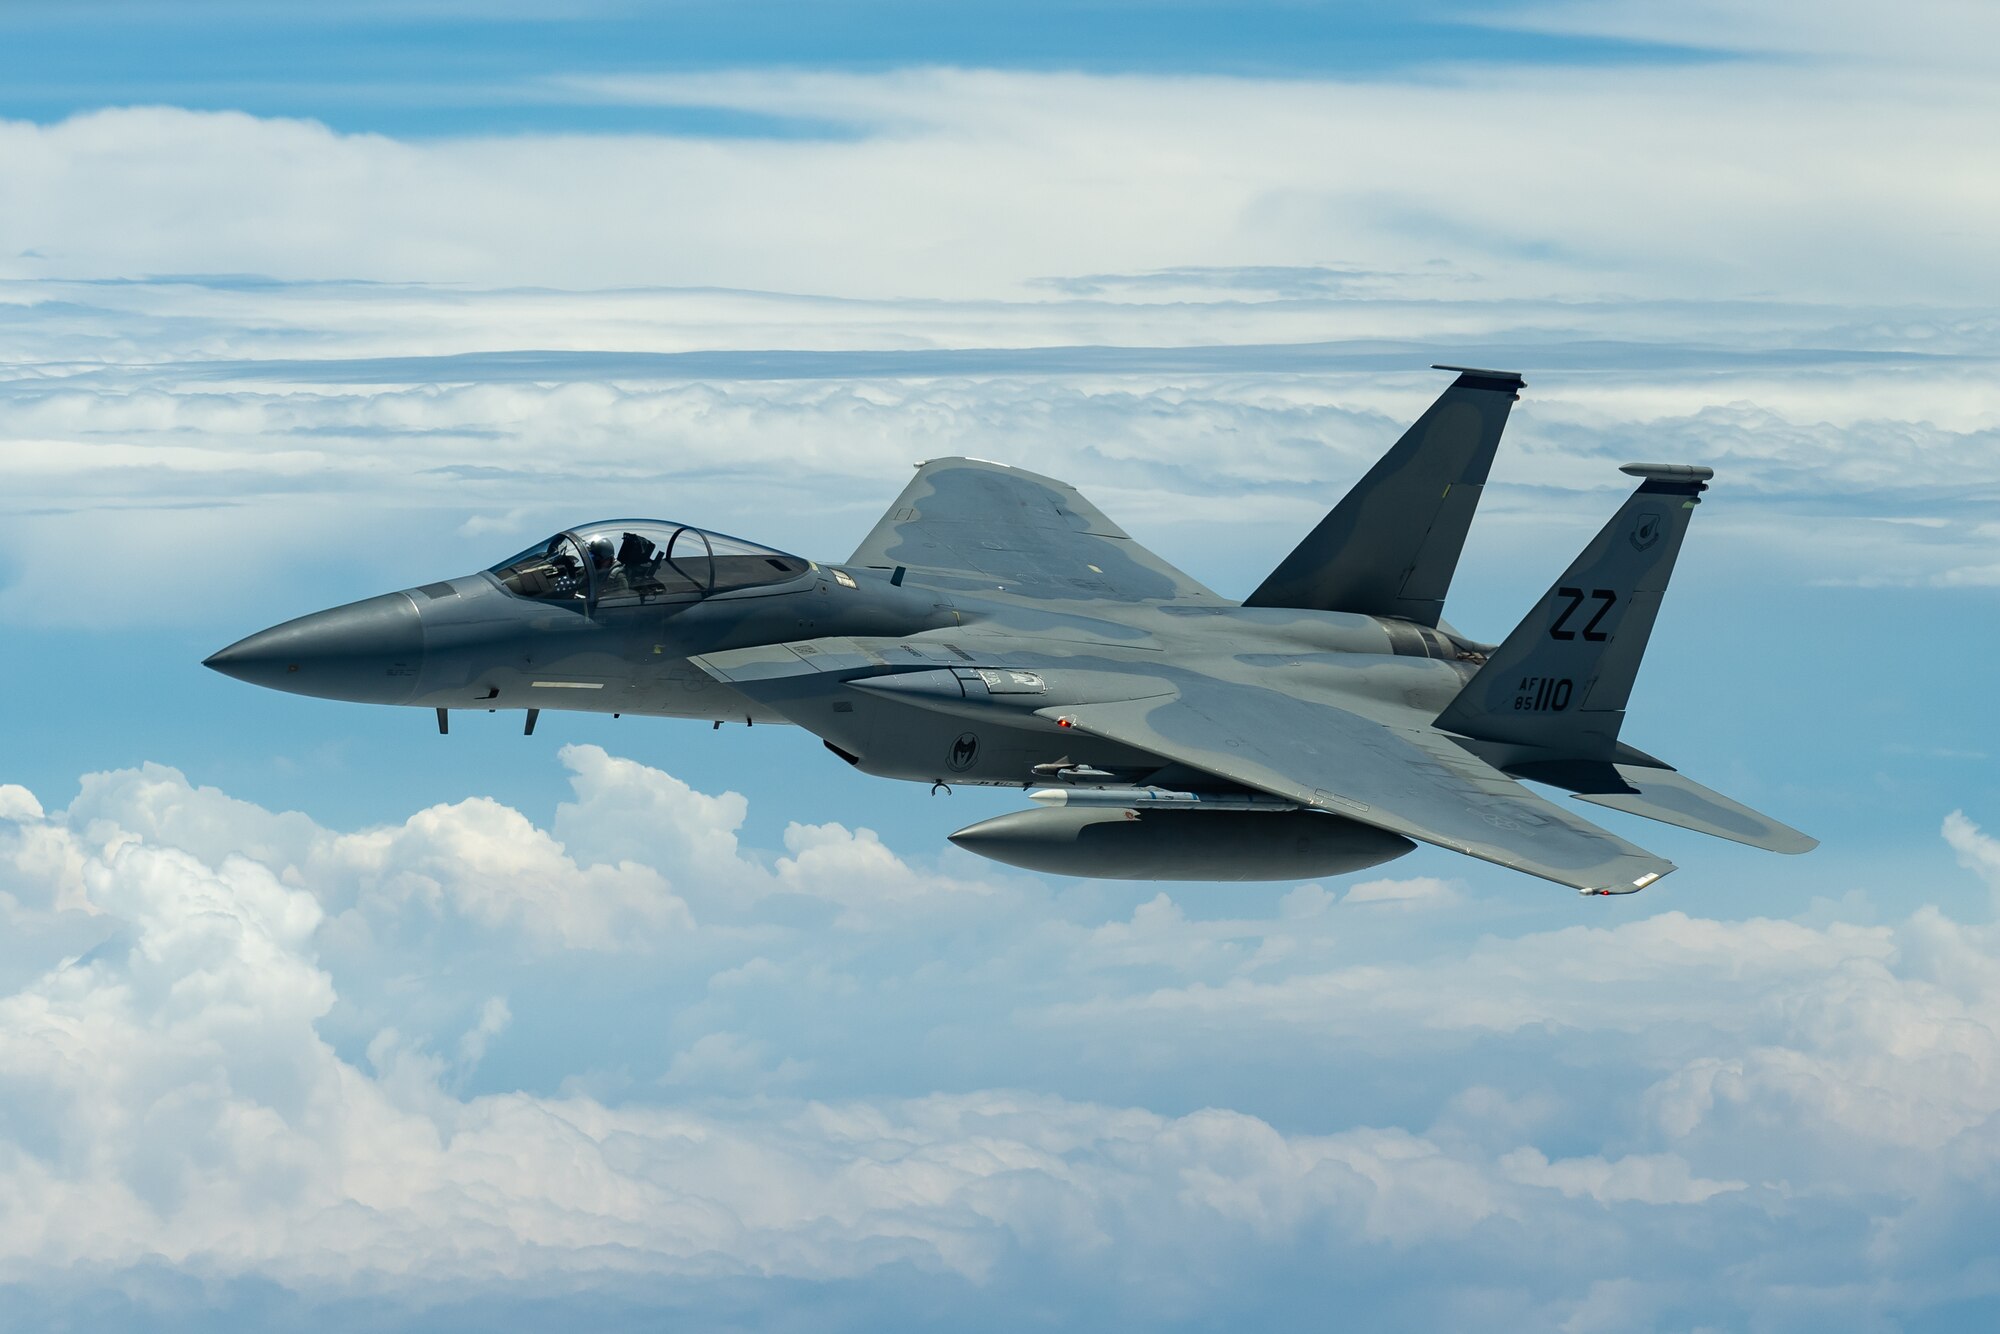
489,520 -> 811,606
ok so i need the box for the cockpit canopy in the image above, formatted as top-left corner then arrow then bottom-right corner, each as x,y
490,521 -> 811,607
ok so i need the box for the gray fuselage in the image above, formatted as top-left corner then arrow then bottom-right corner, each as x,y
206,557 -> 1481,793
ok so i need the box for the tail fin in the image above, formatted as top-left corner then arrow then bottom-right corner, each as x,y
1244,365 -> 1521,626
1433,463 -> 1711,761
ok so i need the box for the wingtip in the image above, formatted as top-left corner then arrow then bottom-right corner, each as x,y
1578,864 -> 1677,896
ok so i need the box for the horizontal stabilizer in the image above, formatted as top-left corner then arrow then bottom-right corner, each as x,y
1569,765 -> 1817,855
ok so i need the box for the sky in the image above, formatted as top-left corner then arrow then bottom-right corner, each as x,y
1,1 -> 1998,1329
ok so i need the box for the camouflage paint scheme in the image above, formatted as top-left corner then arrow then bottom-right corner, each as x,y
206,368 -> 1814,895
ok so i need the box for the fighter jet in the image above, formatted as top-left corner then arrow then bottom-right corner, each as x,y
205,366 -> 1813,894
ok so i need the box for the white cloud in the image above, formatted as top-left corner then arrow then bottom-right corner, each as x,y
2,752 -> 1998,1329
2,48 -> 1998,304
549,742 -> 756,896
0,786 -> 45,823
5,330 -> 1997,631
1040,910 -> 1903,1039
57,755 -> 697,953
1495,0 -> 2000,69
1499,1147 -> 1745,1206
1945,811 -> 2000,903
333,793 -> 694,950
774,820 -> 1004,928
1343,875 -> 1459,907
0,26 -> 1994,631
0,796 -> 1562,1292
454,996 -> 511,1075
658,1030 -> 810,1091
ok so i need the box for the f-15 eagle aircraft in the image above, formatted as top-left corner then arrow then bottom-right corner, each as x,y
206,366 -> 1814,894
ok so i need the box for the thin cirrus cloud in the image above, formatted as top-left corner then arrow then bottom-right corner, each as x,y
2,746 -> 1998,1326
4,276 -> 1998,634
1494,0 -> 2000,67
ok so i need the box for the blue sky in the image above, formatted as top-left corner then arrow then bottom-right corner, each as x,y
2,2 -> 1999,1330
0,1 -> 1724,136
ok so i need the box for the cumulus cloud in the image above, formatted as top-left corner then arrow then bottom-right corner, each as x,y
1343,875 -> 1459,907
329,793 -> 693,950
0,771 -> 1578,1302
1,754 -> 1998,1325
1945,810 -> 2000,903
774,819 -> 1002,927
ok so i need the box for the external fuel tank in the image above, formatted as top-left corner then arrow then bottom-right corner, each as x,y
947,805 -> 1415,882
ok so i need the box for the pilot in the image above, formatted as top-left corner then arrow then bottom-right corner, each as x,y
587,535 -> 616,572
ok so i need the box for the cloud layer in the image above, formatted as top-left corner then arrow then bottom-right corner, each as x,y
5,47 -> 1999,304
3,750 -> 1998,1326
5,274 -> 1998,637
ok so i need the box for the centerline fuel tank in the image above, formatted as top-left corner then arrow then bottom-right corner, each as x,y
947,804 -> 1415,882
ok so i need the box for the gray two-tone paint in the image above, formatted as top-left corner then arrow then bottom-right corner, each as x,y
206,367 -> 1815,895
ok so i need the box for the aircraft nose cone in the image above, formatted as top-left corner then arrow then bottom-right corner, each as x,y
205,592 -> 425,705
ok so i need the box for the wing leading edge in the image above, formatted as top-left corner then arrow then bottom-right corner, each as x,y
849,458 -> 1217,603
1048,677 -> 1675,895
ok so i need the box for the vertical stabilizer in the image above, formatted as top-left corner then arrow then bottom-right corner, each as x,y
1433,464 -> 1711,760
1243,365 -> 1521,626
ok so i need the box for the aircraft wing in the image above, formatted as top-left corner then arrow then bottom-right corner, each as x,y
848,458 -> 1218,603
1047,676 -> 1676,894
